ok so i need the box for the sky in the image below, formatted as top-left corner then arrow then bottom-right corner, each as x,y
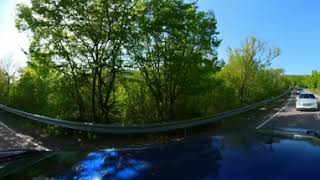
1,0 -> 320,75
197,0 -> 320,75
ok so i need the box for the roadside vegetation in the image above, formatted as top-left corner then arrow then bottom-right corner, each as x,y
305,71 -> 320,93
286,72 -> 320,93
0,0 -> 288,129
286,75 -> 309,88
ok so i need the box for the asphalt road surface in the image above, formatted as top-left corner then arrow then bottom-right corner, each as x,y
257,90 -> 320,131
0,120 -> 48,151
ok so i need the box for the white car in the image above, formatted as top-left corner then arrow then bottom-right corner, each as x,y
296,88 -> 303,94
296,93 -> 318,111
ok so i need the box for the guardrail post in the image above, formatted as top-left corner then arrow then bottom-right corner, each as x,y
127,133 -> 132,141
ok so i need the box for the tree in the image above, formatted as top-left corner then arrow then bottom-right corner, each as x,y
307,70 -> 320,89
286,75 -> 309,88
16,0 -> 136,122
219,37 -> 281,105
128,0 -> 221,121
0,55 -> 18,104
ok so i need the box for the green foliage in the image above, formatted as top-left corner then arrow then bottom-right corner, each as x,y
16,0 -> 137,122
286,75 -> 309,88
218,37 -> 288,106
11,56 -> 57,116
305,71 -> 320,91
8,0 -> 289,130
0,69 -> 9,103
128,0 -> 221,121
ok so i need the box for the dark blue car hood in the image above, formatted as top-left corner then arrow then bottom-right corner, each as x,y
2,131 -> 320,180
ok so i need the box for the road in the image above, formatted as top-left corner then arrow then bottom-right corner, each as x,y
0,120 -> 49,151
257,90 -> 320,131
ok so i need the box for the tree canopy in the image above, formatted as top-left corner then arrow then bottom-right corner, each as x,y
218,37 -> 286,105
3,0 -> 289,129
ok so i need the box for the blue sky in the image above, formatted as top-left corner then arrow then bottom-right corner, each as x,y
0,0 -> 319,75
198,0 -> 320,75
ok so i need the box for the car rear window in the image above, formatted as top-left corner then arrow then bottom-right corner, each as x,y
299,94 -> 316,99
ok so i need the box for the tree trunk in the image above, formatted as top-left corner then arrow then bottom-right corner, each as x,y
91,69 -> 97,122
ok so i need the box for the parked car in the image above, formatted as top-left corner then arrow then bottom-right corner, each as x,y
296,93 -> 318,111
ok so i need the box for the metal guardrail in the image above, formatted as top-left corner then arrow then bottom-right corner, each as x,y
0,91 -> 290,134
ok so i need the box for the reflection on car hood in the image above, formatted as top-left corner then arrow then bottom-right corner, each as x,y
3,131 -> 320,179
